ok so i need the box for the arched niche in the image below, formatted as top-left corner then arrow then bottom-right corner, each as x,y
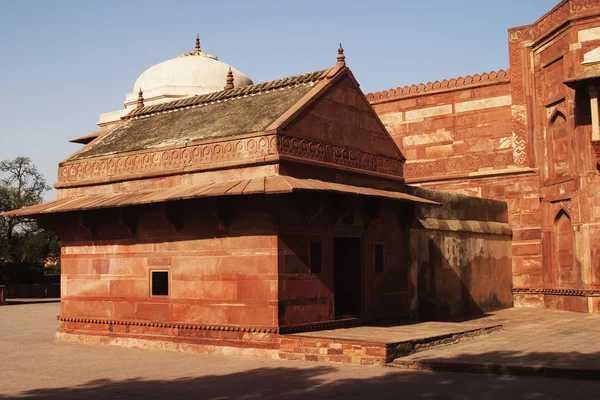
548,111 -> 572,179
552,209 -> 578,286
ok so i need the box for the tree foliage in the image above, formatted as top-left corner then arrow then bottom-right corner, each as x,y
0,157 -> 59,266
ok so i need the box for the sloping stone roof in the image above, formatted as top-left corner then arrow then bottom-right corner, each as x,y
69,70 -> 326,161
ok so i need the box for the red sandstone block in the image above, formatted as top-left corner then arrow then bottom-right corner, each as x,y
455,107 -> 511,128
521,213 -> 542,226
113,301 -> 136,319
171,280 -> 237,301
425,144 -> 453,159
512,243 -> 542,256
513,256 -> 543,275
66,279 -> 110,297
171,257 -> 219,280
110,279 -> 148,298
171,304 -> 227,325
93,259 -> 110,274
365,347 -> 387,357
136,303 -> 170,321
330,355 -> 353,363
470,84 -> 511,99
116,242 -> 155,254
513,293 -> 544,308
62,300 -> 112,319
305,354 -> 319,362
513,274 -> 543,288
148,257 -> 171,266
227,305 -> 275,326
237,280 -> 277,301
61,258 -> 94,275
327,348 -> 343,355
109,258 -> 147,276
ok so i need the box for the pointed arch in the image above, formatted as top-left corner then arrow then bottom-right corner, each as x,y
552,209 -> 577,286
548,109 -> 572,179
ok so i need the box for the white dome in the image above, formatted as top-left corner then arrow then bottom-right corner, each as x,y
123,41 -> 253,109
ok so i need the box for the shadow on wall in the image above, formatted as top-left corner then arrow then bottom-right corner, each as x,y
3,351 -> 600,400
417,238 -> 512,321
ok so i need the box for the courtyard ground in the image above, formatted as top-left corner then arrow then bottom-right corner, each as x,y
1,303 -> 599,399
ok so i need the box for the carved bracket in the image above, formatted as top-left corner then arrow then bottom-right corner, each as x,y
214,198 -> 236,230
363,198 -> 380,231
118,207 -> 140,235
78,211 -> 100,236
165,202 -> 185,232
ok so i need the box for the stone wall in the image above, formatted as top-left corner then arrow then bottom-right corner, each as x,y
367,1 -> 600,312
368,70 -> 514,182
276,193 -> 411,327
508,0 -> 600,312
407,187 -> 513,320
60,197 -> 280,331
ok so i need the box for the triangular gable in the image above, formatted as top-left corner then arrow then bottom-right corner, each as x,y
271,67 -> 406,162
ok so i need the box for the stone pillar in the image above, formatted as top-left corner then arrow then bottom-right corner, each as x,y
589,86 -> 600,142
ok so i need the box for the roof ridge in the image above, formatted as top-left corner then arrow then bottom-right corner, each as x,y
366,69 -> 510,103
128,69 -> 328,118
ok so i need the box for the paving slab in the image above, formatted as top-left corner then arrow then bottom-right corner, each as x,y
3,303 -> 600,399
392,308 -> 600,379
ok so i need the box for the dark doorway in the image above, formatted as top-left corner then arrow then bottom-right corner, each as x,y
333,237 -> 362,318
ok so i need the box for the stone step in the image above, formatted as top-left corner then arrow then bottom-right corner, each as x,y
388,324 -> 503,359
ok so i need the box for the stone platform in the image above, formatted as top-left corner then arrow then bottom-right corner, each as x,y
280,320 -> 502,365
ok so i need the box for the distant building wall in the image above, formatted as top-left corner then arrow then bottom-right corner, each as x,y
368,0 -> 600,313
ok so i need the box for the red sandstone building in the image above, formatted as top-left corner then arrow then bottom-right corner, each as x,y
368,0 -> 600,313
2,44 -> 512,355
2,0 -> 600,359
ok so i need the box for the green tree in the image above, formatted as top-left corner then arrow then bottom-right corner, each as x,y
0,157 -> 59,267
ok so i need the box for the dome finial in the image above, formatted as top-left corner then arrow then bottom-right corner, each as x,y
136,88 -> 144,109
195,34 -> 200,52
337,43 -> 346,67
225,67 -> 235,90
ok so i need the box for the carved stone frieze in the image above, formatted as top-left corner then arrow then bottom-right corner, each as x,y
403,151 -> 513,179
57,133 -> 405,186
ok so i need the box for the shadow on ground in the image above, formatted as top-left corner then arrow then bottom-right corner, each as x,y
3,350 -> 600,400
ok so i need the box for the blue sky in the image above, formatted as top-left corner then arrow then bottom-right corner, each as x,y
0,0 -> 558,198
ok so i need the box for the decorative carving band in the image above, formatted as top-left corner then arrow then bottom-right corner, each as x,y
58,316 -> 280,334
58,134 -> 405,185
513,288 -> 600,297
508,1 -> 599,45
366,70 -> 510,104
276,135 -> 404,177
403,151 -> 513,179
58,315 -> 362,335
59,134 -> 279,184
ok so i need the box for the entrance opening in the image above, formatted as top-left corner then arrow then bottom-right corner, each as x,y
333,237 -> 362,318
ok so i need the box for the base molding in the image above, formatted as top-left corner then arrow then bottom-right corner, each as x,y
512,288 -> 600,297
56,331 -> 280,359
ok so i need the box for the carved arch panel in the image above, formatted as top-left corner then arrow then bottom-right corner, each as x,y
547,111 -> 572,180
552,209 -> 578,287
